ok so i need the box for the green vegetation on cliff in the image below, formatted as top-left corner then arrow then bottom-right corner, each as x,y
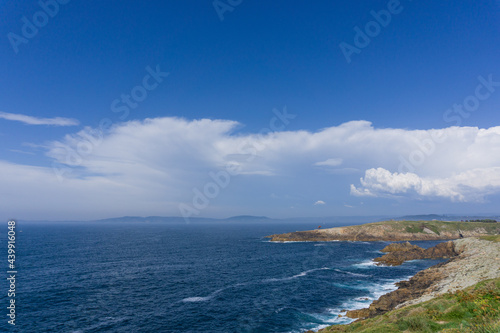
377,220 -> 498,234
318,278 -> 500,333
479,235 -> 500,243
269,220 -> 500,242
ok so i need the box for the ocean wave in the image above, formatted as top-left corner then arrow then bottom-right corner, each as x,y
263,267 -> 330,283
272,240 -> 311,243
182,296 -> 212,302
272,240 -> 340,244
351,259 -> 378,268
333,269 -> 371,277
181,288 -> 225,303
332,282 -> 370,290
182,267 -> 335,303
306,275 -> 415,331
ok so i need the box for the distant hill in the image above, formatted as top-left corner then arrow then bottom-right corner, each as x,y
390,214 -> 500,222
92,216 -> 217,223
389,214 -> 446,221
91,215 -> 273,224
18,214 -> 500,225
224,215 -> 270,221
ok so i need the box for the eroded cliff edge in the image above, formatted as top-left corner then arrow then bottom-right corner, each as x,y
305,237 -> 500,333
344,237 -> 500,320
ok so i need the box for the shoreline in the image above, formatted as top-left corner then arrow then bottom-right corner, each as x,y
305,241 -> 451,331
311,236 -> 500,332
316,273 -> 415,329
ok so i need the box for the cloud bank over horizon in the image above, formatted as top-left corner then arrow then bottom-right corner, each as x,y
2,116 -> 500,220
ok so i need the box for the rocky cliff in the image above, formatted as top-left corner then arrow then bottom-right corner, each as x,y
268,220 -> 499,242
344,237 -> 500,320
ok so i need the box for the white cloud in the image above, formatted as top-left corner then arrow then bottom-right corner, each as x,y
2,117 -> 500,219
314,158 -> 343,167
0,111 -> 79,126
314,200 -> 326,205
351,167 -> 500,202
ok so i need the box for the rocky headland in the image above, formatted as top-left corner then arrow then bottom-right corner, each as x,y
270,221 -> 500,332
321,236 -> 500,331
268,220 -> 499,242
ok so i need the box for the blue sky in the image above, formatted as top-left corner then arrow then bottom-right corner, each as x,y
1,0 -> 500,220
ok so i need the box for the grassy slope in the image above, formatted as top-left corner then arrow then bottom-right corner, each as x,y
270,220 -> 499,242
320,278 -> 500,333
358,220 -> 499,235
479,235 -> 500,242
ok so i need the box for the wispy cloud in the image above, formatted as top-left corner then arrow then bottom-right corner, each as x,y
314,200 -> 326,205
0,111 -> 79,126
314,158 -> 343,167
9,149 -> 35,155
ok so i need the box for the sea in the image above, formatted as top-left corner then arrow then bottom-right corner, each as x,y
0,221 -> 447,333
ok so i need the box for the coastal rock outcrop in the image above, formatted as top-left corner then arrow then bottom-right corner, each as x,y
373,241 -> 458,266
379,241 -> 421,252
344,237 -> 500,320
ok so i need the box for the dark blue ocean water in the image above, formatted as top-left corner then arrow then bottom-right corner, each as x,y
1,222 -> 446,333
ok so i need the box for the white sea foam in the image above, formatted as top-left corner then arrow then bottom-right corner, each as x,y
181,288 -> 225,303
332,282 -> 369,290
346,241 -> 371,244
182,296 -> 211,302
263,267 -> 330,283
306,274 -> 415,331
370,276 -> 412,298
333,269 -> 371,277
275,241 -> 310,243
306,323 -> 331,332
352,259 -> 378,268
